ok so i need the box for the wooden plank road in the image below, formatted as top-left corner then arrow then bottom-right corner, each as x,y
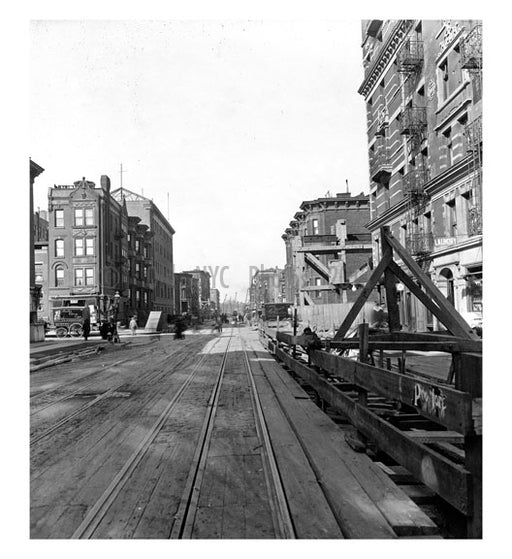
30,327 -> 440,539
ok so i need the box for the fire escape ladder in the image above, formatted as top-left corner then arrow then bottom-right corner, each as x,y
465,116 -> 483,236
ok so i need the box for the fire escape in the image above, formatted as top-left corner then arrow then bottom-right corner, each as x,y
397,35 -> 432,258
461,24 -> 482,237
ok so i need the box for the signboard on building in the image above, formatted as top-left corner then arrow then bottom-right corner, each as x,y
434,237 -> 457,248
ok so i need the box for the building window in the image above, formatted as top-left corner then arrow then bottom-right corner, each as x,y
135,239 -> 140,253
85,268 -> 94,286
143,266 -> 148,279
55,266 -> 64,287
446,199 -> 457,236
439,58 -> 449,101
443,128 -> 453,167
437,45 -> 463,103
143,292 -> 148,306
85,208 -> 94,226
312,219 -> 319,235
74,208 -> 84,226
55,209 -> 64,228
74,238 -> 84,256
55,239 -> 64,257
136,262 -> 141,279
74,268 -> 84,286
86,238 -> 94,255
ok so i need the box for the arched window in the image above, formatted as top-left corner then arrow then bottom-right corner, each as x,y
55,266 -> 64,287
440,268 -> 455,305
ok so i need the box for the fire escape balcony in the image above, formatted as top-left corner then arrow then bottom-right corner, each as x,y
376,104 -> 389,136
400,106 -> 427,135
396,38 -> 424,73
460,24 -> 482,70
468,206 -> 482,237
402,167 -> 428,194
370,138 -> 392,182
465,116 -> 482,155
406,232 -> 434,256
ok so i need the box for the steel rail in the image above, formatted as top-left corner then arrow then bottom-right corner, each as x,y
240,333 -> 296,539
30,338 -> 202,446
70,334 -> 226,539
170,330 -> 234,539
30,338 -> 196,409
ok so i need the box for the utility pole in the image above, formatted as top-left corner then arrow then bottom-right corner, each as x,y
120,164 -> 128,195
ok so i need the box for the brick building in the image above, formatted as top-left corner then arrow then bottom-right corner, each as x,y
34,210 -> 50,323
249,268 -> 285,311
209,288 -> 221,314
174,272 -> 200,317
182,269 -> 211,319
359,20 -> 482,331
125,215 -> 154,323
112,187 -> 175,319
282,192 -> 372,306
47,176 -> 137,327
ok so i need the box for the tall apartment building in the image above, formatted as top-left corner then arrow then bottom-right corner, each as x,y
47,176 -> 139,324
174,272 -> 200,317
112,187 -> 176,318
209,288 -> 220,314
182,269 -> 211,318
282,192 -> 372,306
359,20 -> 482,331
126,215 -> 154,323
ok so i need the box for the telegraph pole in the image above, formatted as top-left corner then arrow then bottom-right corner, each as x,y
120,164 -> 127,195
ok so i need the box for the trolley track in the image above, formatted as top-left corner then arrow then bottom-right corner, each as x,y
30,337 -> 210,446
70,333 -> 228,539
239,333 -> 295,539
30,337 -> 195,407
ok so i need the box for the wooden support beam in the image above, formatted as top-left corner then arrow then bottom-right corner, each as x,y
381,228 -> 401,331
456,353 -> 482,538
333,251 -> 393,340
297,245 -> 342,253
309,349 -> 473,434
303,292 -> 315,306
387,259 -> 473,341
383,229 -> 478,340
407,430 -> 464,444
301,285 -> 337,292
328,340 -> 482,353
275,348 -> 471,514
304,252 -> 331,280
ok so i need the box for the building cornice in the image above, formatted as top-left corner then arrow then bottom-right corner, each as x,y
425,154 -> 475,198
365,198 -> 408,231
358,20 -> 414,98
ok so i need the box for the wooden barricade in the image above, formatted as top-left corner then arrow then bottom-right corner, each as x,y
270,327 -> 482,538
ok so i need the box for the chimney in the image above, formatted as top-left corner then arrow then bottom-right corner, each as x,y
101,175 -> 111,193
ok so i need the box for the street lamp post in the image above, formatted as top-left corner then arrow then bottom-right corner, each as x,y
113,290 -> 121,337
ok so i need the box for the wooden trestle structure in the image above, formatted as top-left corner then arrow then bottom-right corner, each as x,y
265,227 -> 482,538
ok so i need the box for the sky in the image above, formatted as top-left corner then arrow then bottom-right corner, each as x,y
30,19 -> 369,302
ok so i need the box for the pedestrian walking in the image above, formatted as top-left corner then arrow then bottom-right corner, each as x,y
129,316 -> 138,336
82,307 -> 91,341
